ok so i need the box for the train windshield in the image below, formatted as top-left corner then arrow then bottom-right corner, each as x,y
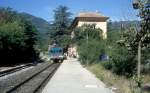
50,47 -> 63,54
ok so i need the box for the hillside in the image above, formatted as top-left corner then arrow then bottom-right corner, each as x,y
19,12 -> 51,51
108,20 -> 140,31
20,12 -> 50,35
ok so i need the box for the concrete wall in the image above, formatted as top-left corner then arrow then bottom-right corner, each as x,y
77,21 -> 107,39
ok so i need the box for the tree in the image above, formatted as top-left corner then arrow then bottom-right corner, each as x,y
0,7 -> 38,65
132,0 -> 150,85
73,24 -> 105,65
49,5 -> 72,49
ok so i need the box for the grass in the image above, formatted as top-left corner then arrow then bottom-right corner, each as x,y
142,74 -> 150,84
87,63 -> 150,93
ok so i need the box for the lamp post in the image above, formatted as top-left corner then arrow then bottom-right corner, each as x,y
132,0 -> 149,92
82,26 -> 89,67
86,29 -> 89,67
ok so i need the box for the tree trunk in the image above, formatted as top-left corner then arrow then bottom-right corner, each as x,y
137,40 -> 141,82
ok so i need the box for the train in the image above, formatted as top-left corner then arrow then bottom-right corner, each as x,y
49,44 -> 66,63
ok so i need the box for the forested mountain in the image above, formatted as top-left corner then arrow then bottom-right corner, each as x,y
19,12 -> 51,51
20,12 -> 50,35
108,20 -> 140,31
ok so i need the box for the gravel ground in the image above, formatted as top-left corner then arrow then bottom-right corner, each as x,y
0,63 -> 31,72
0,67 -> 11,71
0,61 -> 52,93
10,63 -> 60,93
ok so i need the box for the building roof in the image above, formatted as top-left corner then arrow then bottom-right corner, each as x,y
77,12 -> 106,18
69,12 -> 109,29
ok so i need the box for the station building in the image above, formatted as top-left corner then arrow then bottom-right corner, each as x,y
68,12 -> 109,58
70,12 -> 109,39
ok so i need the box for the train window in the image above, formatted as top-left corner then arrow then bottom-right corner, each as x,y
50,50 -> 54,53
50,47 -> 62,54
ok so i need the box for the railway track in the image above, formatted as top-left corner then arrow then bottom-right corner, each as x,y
0,63 -> 35,77
5,62 -> 60,93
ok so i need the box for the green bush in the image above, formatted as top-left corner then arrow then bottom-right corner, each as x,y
75,24 -> 107,65
78,39 -> 101,64
75,24 -> 137,76
110,45 -> 136,76
101,61 -> 112,70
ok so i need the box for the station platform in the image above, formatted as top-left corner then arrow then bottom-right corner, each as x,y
42,58 -> 111,93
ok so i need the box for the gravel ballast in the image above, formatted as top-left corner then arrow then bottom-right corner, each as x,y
0,61 -> 52,93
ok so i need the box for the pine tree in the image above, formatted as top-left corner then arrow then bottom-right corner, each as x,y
50,5 -> 72,49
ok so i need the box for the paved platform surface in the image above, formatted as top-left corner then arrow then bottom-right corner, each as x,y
42,58 -> 111,93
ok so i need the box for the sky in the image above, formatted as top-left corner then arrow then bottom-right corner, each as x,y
0,0 -> 138,22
